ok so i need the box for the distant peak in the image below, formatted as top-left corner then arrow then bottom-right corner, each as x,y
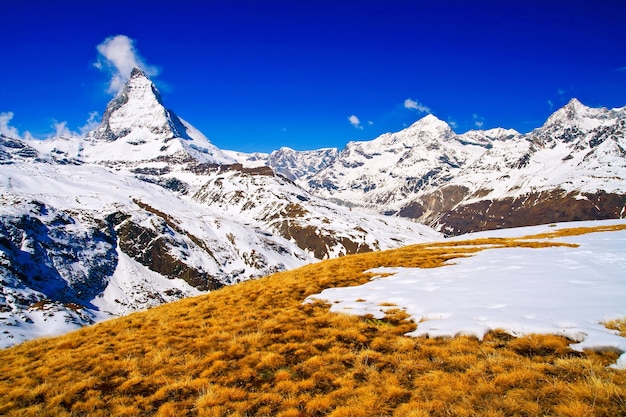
545,98 -> 598,127
408,114 -> 451,131
564,97 -> 585,110
420,113 -> 441,123
559,98 -> 592,113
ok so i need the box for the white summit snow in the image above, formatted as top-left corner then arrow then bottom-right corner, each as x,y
307,219 -> 626,369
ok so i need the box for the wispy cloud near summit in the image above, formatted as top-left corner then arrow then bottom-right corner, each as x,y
0,112 -> 23,139
348,115 -> 363,129
94,35 -> 159,95
404,98 -> 431,113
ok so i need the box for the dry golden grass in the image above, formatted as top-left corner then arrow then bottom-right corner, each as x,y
0,224 -> 625,416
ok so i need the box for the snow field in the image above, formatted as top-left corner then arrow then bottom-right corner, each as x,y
307,220 -> 626,368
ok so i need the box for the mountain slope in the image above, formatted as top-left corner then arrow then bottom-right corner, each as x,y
298,99 -> 626,235
0,221 -> 623,416
0,69 -> 440,347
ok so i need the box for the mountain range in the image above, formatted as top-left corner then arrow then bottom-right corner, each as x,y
0,68 -> 438,346
0,67 -> 624,346
276,99 -> 625,235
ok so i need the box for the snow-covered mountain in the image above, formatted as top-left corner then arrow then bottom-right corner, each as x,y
291,99 -> 625,235
0,69 -> 440,347
85,67 -> 235,165
304,114 -> 503,209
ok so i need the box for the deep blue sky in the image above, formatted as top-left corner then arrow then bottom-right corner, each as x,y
1,0 -> 625,153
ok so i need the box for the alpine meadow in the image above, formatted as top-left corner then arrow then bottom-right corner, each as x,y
0,223 -> 625,416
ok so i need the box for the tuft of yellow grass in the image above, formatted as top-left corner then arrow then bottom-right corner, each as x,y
0,223 -> 624,416
604,318 -> 626,337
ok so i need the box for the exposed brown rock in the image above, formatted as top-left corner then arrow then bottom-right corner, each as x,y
115,219 -> 222,291
264,203 -> 310,222
271,221 -> 373,259
188,163 -> 275,177
436,190 -> 626,236
107,203 -> 223,291
398,185 -> 469,221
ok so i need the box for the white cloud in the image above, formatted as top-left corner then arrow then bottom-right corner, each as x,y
49,112 -> 100,139
94,35 -> 159,95
348,115 -> 363,129
472,113 -> 485,128
557,88 -> 566,95
547,100 -> 554,110
404,98 -> 431,113
79,112 -> 100,136
0,112 -> 22,139
51,121 -> 74,138
367,120 -> 374,126
447,118 -> 458,130
0,111 -> 99,141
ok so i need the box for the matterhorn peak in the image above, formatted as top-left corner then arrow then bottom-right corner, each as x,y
130,66 -> 147,78
87,66 -> 171,143
124,66 -> 163,103
83,67 -> 234,165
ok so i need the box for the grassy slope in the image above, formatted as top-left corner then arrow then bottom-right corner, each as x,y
0,225 -> 625,417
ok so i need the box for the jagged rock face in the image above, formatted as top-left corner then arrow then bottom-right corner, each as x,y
107,206 -> 223,291
298,99 -> 626,234
0,199 -> 117,345
0,135 -> 40,163
0,200 -> 117,304
267,147 -> 339,182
